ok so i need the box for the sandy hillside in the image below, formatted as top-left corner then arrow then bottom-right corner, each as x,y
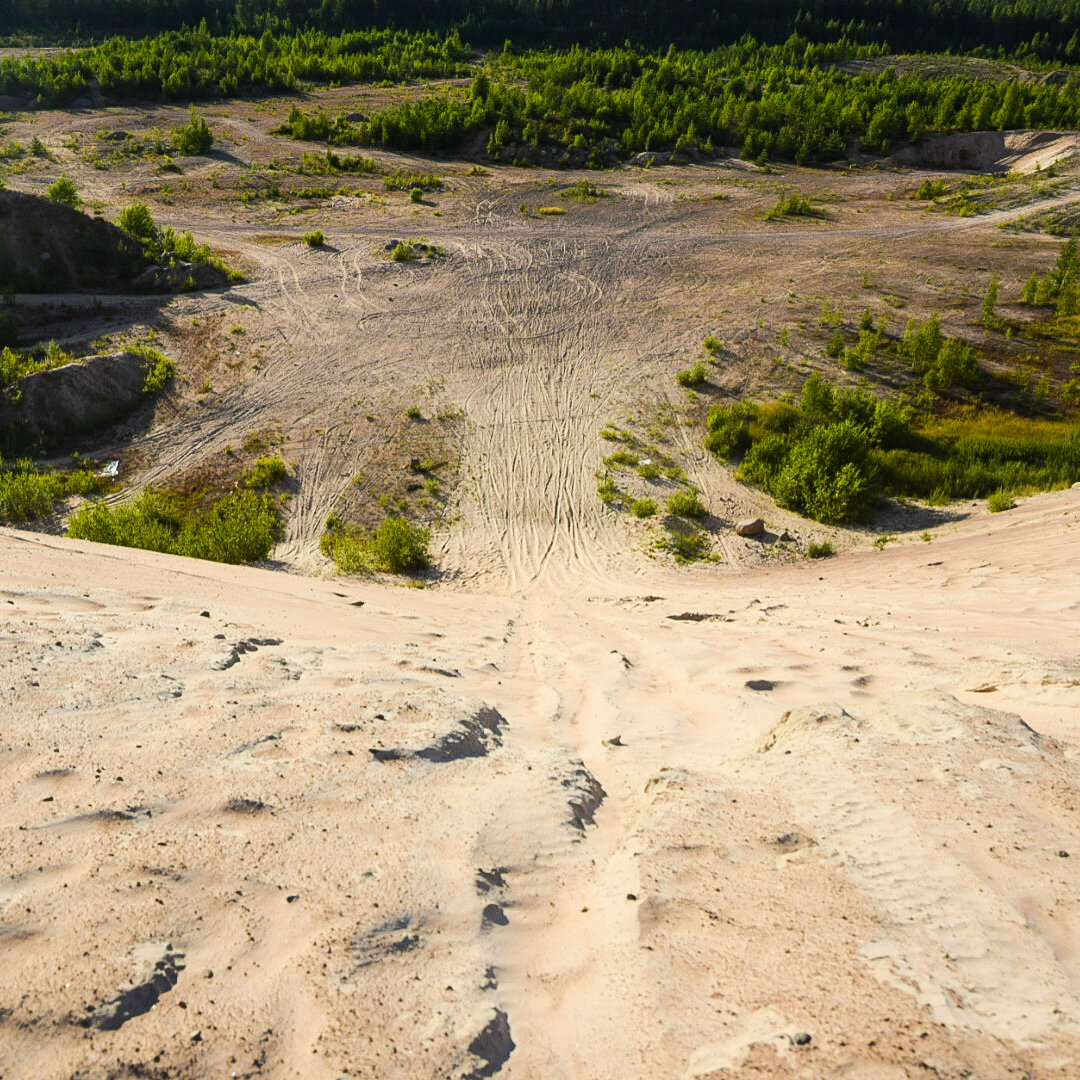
2,483 -> 1079,1080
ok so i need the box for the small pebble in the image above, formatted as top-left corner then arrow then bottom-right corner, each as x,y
792,1032 -> 812,1046
1059,850 -> 1070,858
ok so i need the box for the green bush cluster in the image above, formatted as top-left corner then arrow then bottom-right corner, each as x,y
303,229 -> 325,247
45,175 -> 80,207
1021,234 -> 1078,315
0,340 -> 73,388
765,190 -> 816,220
0,457 -> 105,523
708,373 -> 1080,520
320,515 -> 431,575
115,201 -> 236,278
900,314 -> 981,392
68,488 -> 279,563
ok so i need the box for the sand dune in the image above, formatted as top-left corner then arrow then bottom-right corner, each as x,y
2,486 -> 1079,1079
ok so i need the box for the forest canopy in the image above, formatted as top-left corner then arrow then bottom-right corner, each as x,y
2,0 -> 1080,60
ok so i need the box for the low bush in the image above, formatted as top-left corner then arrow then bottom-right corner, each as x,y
631,497 -> 657,518
173,108 -> 213,155
808,540 -> 834,558
304,230 -> 326,247
46,175 -> 80,207
665,487 -> 708,519
987,489 -> 1015,512
676,361 -> 708,388
765,190 -> 817,220
239,455 -> 288,489
320,515 -> 431,574
707,372 -> 1080,522
68,487 -> 279,564
384,171 -> 443,191
0,458 -> 106,522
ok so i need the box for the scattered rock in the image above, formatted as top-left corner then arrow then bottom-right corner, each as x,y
223,798 -> 269,815
81,947 -> 185,1031
350,914 -> 423,970
792,1032 -> 812,1046
735,517 -> 765,537
475,868 -> 508,893
745,679 -> 775,691
214,637 -> 283,671
481,903 -> 508,929
464,1009 -> 514,1079
370,705 -> 506,763
602,735 -> 624,747
562,761 -> 606,832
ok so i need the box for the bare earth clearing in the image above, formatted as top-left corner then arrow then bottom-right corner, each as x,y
1,96 -> 1079,1079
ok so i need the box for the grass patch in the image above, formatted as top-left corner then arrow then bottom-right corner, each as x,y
320,515 -> 430,574
987,489 -> 1016,512
765,190 -> 820,220
303,229 -> 326,247
630,497 -> 657,518
807,540 -> 834,558
384,170 -> 444,191
536,205 -> 565,215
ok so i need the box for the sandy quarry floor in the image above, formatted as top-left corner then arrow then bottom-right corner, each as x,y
2,95 -> 1080,1078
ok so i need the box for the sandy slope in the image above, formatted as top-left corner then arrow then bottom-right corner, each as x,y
2,485 -> 1079,1080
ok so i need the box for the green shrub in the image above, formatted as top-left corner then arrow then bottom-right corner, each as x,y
384,171 -> 443,191
705,400 -> 757,459
68,488 -> 278,564
0,460 -> 102,523
703,336 -> 722,355
117,201 -> 158,242
1,340 -> 73,387
239,455 -> 288,489
173,107 -> 213,155
304,230 -> 326,247
391,242 -> 417,262
410,186 -> 424,203
772,421 -> 876,524
665,487 -> 708,519
320,516 -> 430,574
46,175 -> 80,207
808,540 -> 834,558
987,489 -> 1015,512
631,497 -> 657,518
766,190 -> 816,220
131,344 -> 175,393
370,516 -> 430,572
676,361 -> 708,388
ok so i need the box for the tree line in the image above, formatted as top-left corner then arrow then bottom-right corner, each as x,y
2,0 -> 1080,61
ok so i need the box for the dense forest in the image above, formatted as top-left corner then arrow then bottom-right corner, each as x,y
1,0 -> 1080,60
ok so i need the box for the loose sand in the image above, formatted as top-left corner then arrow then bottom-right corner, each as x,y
2,485 -> 1079,1079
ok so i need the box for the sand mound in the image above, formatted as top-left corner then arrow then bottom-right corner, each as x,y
2,487 -> 1079,1079
0,190 -> 147,292
890,129 -> 1078,174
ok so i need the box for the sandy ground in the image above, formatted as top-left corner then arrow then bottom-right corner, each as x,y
2,99 -> 1080,1078
2,484 -> 1080,1080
